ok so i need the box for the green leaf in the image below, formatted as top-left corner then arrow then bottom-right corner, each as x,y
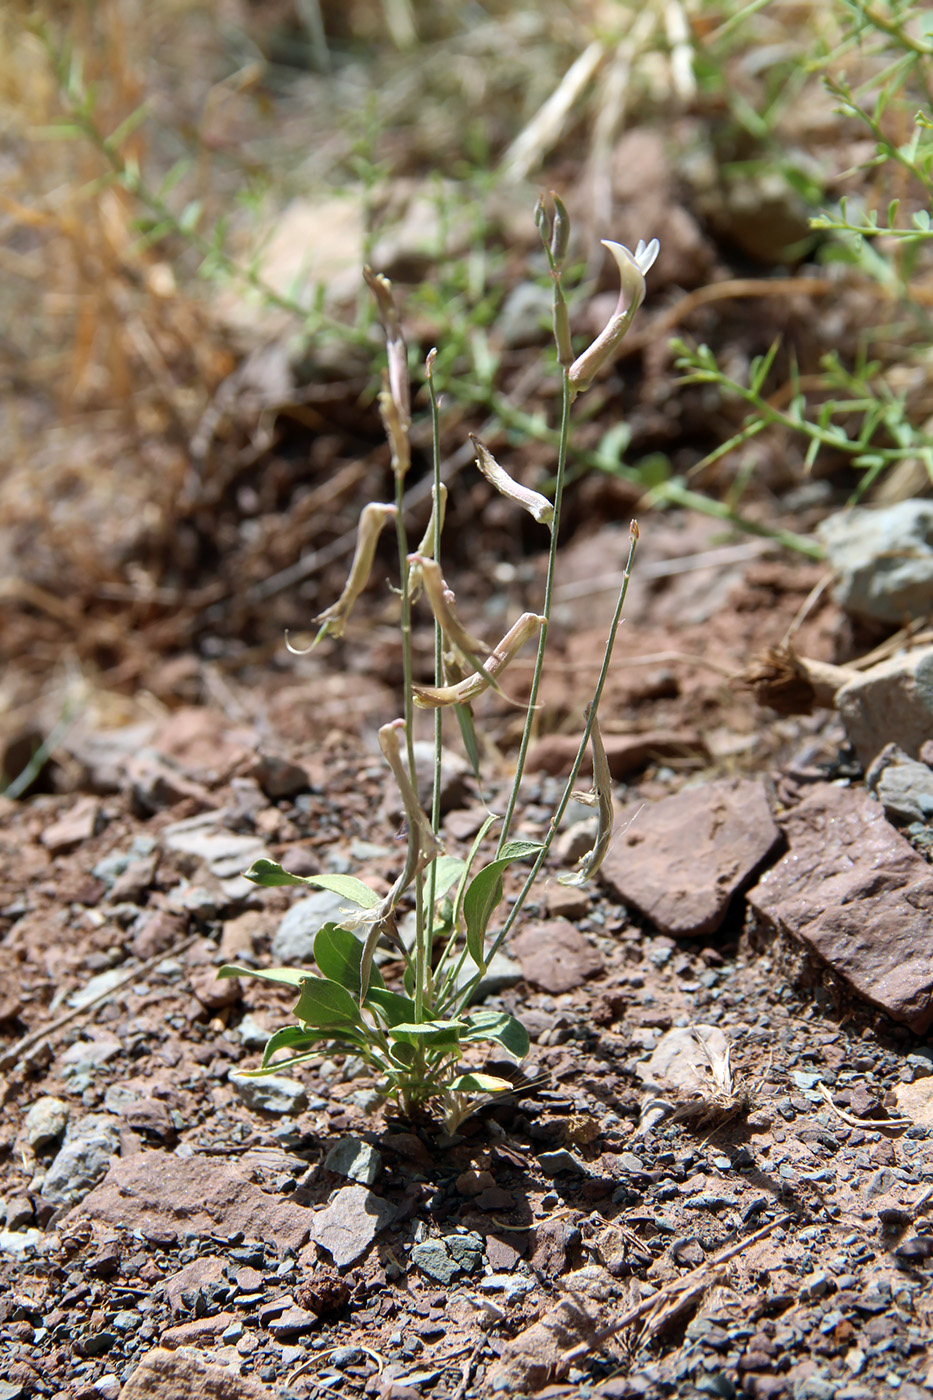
463,842 -> 542,967
243,860 -> 380,909
447,1072 -> 515,1094
427,855 -> 467,902
259,1024 -> 334,1067
454,701 -> 481,782
499,840 -> 542,861
237,1048 -> 344,1077
218,964 -> 310,987
292,977 -> 363,1030
365,987 -> 417,1027
313,923 -> 385,997
389,1020 -> 464,1053
462,1010 -> 530,1061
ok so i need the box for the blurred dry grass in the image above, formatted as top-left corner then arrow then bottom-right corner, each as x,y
1,0 -> 931,744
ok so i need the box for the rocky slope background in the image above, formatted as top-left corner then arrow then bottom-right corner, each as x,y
2,3 -> 933,1399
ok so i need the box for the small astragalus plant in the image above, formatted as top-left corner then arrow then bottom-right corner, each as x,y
219,199 -> 655,1129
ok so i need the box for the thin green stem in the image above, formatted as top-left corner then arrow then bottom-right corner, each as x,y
450,529 -> 639,1014
392,475 -> 424,1019
495,371 -> 572,854
655,481 -> 824,559
425,357 -> 445,1010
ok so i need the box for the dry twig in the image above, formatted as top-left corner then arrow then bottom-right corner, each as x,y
559,1212 -> 791,1368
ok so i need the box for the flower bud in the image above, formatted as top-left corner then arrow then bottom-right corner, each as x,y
568,237 -> 659,395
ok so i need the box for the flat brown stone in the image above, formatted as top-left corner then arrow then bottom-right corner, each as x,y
527,730 -> 706,778
747,785 -> 933,1032
600,777 -> 781,936
511,919 -> 603,992
64,1151 -> 312,1251
121,1346 -> 272,1399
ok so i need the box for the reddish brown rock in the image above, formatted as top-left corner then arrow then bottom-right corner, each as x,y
65,1151 -> 312,1251
121,1346 -> 272,1398
163,1254 -> 227,1317
748,785 -> 933,1032
40,796 -> 102,853
159,1311 -> 239,1347
511,919 -> 603,993
600,777 -> 781,936
487,1264 -> 616,1390
528,730 -> 706,779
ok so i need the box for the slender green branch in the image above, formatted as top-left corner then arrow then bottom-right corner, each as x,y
495,372 -> 572,854
453,527 -> 640,1011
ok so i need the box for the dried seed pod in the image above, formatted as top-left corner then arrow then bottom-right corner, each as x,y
287,502 -> 396,653
471,436 -> 553,529
413,612 -> 544,708
408,554 -> 487,660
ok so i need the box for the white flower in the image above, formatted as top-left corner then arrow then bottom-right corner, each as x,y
569,236 -> 660,394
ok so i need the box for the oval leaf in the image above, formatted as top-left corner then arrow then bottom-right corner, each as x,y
427,855 -> 467,901
244,859 -> 380,908
293,977 -> 363,1030
389,1019 -> 463,1053
462,1010 -> 530,1061
313,923 -> 385,997
463,842 -> 543,967
365,987 -> 417,1028
218,964 -> 310,988
447,1072 -> 515,1094
259,1024 -> 334,1068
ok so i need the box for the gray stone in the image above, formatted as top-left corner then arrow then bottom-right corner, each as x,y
411,1238 -> 459,1284
308,1184 -> 395,1267
229,1071 -> 307,1115
800,1270 -> 833,1301
865,1168 -> 898,1201
324,1137 -> 382,1186
447,1230 -> 484,1269
600,778 -> 781,936
537,1149 -> 587,1176
748,785 -> 933,1032
837,646 -> 933,766
272,889 -> 350,963
67,970 -> 132,1012
161,814 -> 266,882
235,1014 -> 270,1050
24,1095 -> 69,1149
456,949 -> 523,1001
58,1030 -> 122,1092
42,1113 -> 121,1207
818,500 -> 933,623
867,743 -> 933,823
617,1152 -> 646,1174
0,1228 -> 44,1259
